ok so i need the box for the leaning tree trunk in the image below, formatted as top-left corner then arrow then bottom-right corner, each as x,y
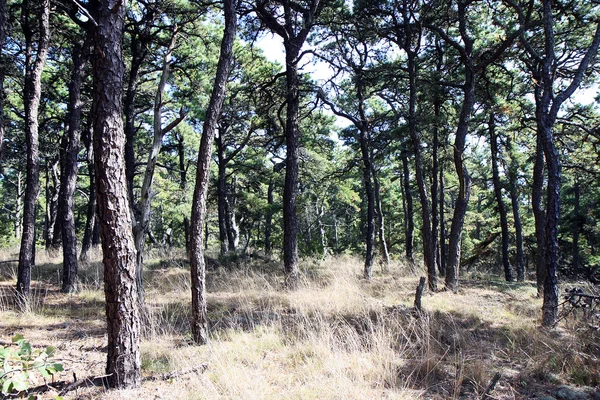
61,38 -> 90,293
17,0 -> 50,297
489,113 -> 513,282
91,0 -> 141,388
134,29 -> 182,300
189,0 -> 236,344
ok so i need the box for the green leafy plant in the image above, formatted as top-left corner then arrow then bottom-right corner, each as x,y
0,334 -> 63,396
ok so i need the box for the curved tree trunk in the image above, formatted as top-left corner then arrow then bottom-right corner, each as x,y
17,0 -> 51,297
189,0 -> 236,344
61,38 -> 90,293
134,29 -> 181,301
445,70 -> 475,292
91,0 -> 141,388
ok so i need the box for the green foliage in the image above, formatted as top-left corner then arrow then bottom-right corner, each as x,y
0,334 -> 63,396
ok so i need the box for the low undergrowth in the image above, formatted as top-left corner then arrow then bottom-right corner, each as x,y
0,249 -> 598,399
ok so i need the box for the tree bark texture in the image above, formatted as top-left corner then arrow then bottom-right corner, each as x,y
17,0 -> 51,296
532,134 -> 546,296
61,38 -> 90,293
91,0 -> 141,388
189,0 -> 236,344
216,133 -> 230,255
489,113 -> 513,282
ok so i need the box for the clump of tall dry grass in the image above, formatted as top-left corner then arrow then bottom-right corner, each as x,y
2,248 -> 598,399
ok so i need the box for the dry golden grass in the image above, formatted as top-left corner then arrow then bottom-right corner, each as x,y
1,249 -> 599,399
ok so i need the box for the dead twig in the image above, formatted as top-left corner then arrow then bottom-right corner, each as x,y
481,371 -> 501,399
146,363 -> 209,381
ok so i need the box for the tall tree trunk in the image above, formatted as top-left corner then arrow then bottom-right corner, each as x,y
507,135 -> 525,282
405,44 -> 436,291
540,119 -> 560,327
532,134 -> 546,296
489,113 -> 513,282
358,126 -> 375,279
265,178 -> 274,255
134,29 -> 181,300
124,18 -> 154,210
316,198 -> 327,256
572,178 -> 580,277
282,46 -> 300,287
225,176 -> 239,251
445,69 -> 475,292
401,148 -> 414,264
0,0 -> 6,160
61,38 -> 90,293
373,173 -> 390,268
189,0 -> 236,344
17,0 -> 50,297
216,133 -> 229,255
91,0 -> 141,388
439,162 -> 446,276
80,124 -> 96,262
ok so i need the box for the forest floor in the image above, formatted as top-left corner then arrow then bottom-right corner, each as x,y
0,248 -> 599,399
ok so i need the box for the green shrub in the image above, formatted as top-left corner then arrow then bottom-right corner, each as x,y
0,334 -> 63,396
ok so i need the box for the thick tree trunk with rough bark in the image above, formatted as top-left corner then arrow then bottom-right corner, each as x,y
17,0 -> 50,297
61,38 -> 90,293
91,0 -> 141,388
282,47 -> 300,287
189,0 -> 236,344
489,113 -> 513,282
